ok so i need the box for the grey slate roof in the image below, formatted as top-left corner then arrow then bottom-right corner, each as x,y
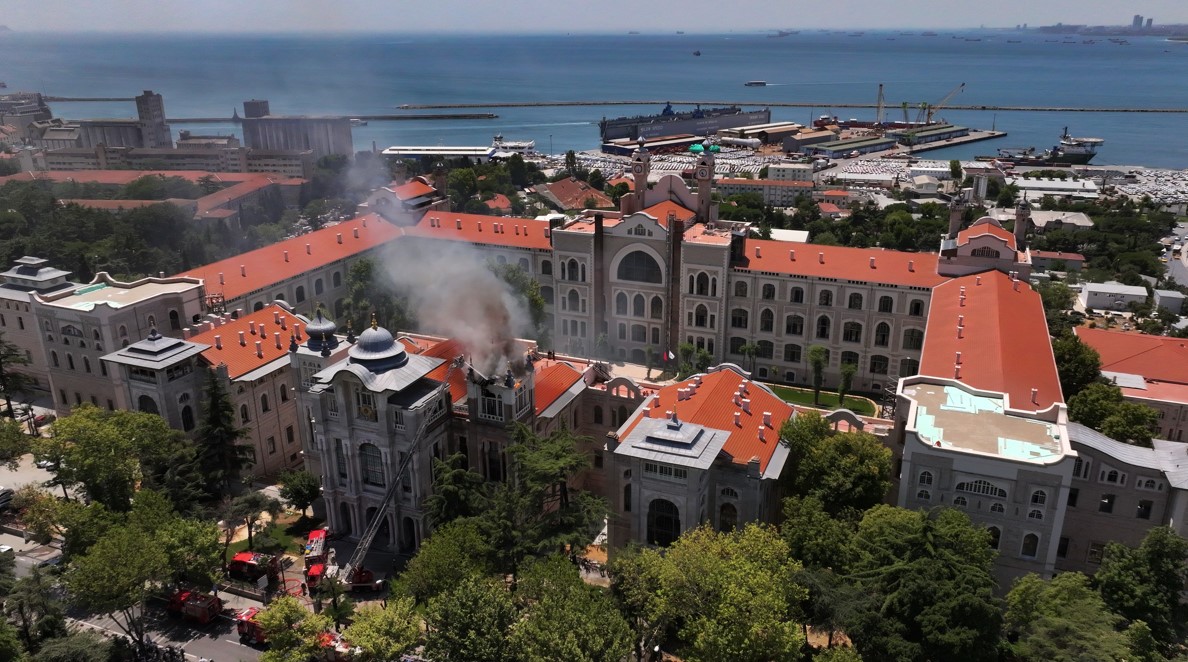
1152,440 -> 1188,489
309,353 -> 443,395
615,418 -> 730,470
1067,421 -> 1162,470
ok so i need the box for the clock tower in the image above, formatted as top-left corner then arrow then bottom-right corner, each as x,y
630,137 -> 651,205
695,140 -> 715,222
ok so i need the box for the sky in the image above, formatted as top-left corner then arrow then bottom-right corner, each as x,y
2,0 -> 1187,33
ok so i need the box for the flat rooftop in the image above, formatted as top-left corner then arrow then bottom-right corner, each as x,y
42,279 -> 198,311
904,382 -> 1063,463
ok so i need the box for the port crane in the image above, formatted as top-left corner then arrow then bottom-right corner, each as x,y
875,83 -> 885,126
338,356 -> 466,585
924,82 -> 965,125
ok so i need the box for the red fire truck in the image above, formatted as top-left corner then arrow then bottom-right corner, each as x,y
227,551 -> 281,583
236,607 -> 360,659
304,528 -> 330,567
165,588 -> 223,625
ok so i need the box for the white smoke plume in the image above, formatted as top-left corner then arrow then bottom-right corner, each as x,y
380,238 -> 532,376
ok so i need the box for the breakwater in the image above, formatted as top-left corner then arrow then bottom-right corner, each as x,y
397,100 -> 1188,113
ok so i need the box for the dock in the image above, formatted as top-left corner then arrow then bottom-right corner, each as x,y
165,113 -> 498,124
897,129 -> 1007,154
397,100 -> 1188,114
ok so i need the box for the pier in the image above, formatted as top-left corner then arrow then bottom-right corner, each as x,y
396,100 -> 1188,114
166,113 -> 498,123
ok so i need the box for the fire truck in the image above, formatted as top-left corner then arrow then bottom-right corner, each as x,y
165,588 -> 223,625
234,607 -> 267,645
304,561 -> 386,592
304,528 -> 330,567
235,607 -> 360,660
227,551 -> 281,583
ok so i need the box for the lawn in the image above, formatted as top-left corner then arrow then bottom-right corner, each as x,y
226,513 -> 324,559
767,384 -> 877,416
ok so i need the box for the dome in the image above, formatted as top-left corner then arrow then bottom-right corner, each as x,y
347,317 -> 408,372
688,143 -> 704,153
305,310 -> 339,353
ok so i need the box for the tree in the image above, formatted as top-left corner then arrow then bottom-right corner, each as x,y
781,496 -> 857,572
845,506 -> 1002,662
608,545 -> 673,661
779,412 -> 891,515
1093,526 -> 1188,652
342,596 -> 420,661
510,556 -> 632,662
1004,572 -> 1129,662
5,567 -> 66,652
155,516 -> 222,588
0,331 -> 32,419
0,620 -> 23,662
808,345 -> 828,405
398,519 -> 492,604
738,342 -> 758,372
67,524 -> 169,650
423,453 -> 487,528
279,469 -> 321,517
31,630 -> 111,662
256,595 -> 334,662
315,575 -> 356,632
949,160 -> 962,180
425,576 -> 516,662
1100,401 -> 1160,447
1067,381 -> 1123,430
231,492 -> 282,550
1052,335 -> 1101,399
194,370 -> 253,495
837,361 -> 857,408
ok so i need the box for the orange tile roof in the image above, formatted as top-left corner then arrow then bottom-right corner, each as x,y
640,200 -> 695,229
542,177 -> 613,210
821,189 -> 849,197
534,362 -> 584,415
404,210 -> 552,250
177,214 -> 401,302
486,193 -> 512,211
393,180 -> 436,200
957,223 -> 1016,251
921,271 -> 1062,410
818,202 -> 842,214
607,176 -> 634,191
734,240 -> 948,288
0,169 -> 265,187
682,223 -> 732,246
418,338 -> 469,404
1120,380 -> 1188,406
1075,327 -> 1188,387
1031,250 -> 1085,261
620,368 -> 793,472
191,304 -> 303,379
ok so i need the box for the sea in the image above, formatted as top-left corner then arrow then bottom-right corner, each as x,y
3,30 -> 1188,168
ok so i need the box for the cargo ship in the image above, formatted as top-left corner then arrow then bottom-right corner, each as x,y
982,127 -> 1104,165
599,103 -> 771,141
744,81 -> 767,87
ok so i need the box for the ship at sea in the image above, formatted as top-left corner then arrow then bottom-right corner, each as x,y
599,103 -> 771,141
983,127 -> 1104,165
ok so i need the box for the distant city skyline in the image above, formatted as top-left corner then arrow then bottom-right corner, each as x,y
3,0 -> 1188,34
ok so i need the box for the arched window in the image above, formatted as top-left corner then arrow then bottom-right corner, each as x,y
1105,470 -> 1119,483
333,271 -> 342,288
650,296 -> 663,320
541,260 -> 552,276
623,483 -> 632,512
593,406 -> 603,425
870,355 -> 889,374
842,321 -> 863,343
903,328 -> 924,350
734,281 -> 748,298
757,341 -> 774,359
841,351 -> 859,368
148,315 -> 156,329
1031,490 -> 1047,505
138,395 -> 160,415
878,296 -> 894,313
1021,533 -> 1039,558
261,394 -> 271,412
784,344 -> 802,363
314,278 -> 324,295
83,357 -> 91,373
815,316 -> 831,339
181,405 -> 195,432
721,487 -> 739,499
519,258 -> 529,270
240,404 -> 250,423
719,503 -> 738,532
695,272 -> 709,296
647,499 -> 681,547
874,322 -> 890,347
848,293 -> 863,310
1028,509 -> 1044,520
616,292 -> 628,316
731,309 -> 749,329
169,310 -> 181,330
971,246 -> 1000,258
987,526 -> 1001,549
694,305 -> 708,327
786,315 -> 804,336
953,496 -> 968,507
711,277 -> 717,297
633,294 -> 645,317
253,302 -> 265,312
818,290 -> 833,306
900,357 -> 919,376
729,336 -> 746,355
51,351 -> 58,368
991,502 -> 1005,513
617,251 -> 662,283
909,300 -> 925,317
93,329 -> 101,340
295,285 -> 306,303
67,354 -> 75,370
567,258 -> 579,281
791,287 -> 804,304
917,489 -> 931,500
540,286 -> 553,305
360,443 -> 385,487
759,309 -> 774,332
918,471 -> 933,486
956,480 -> 1008,498
761,284 -> 776,300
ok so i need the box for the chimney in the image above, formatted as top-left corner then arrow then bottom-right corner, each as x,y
957,325 -> 964,339
733,393 -> 741,406
456,219 -> 462,229
741,380 -> 749,394
954,364 -> 962,379
759,427 -> 766,443
869,256 -> 876,269
734,411 -> 741,426
763,411 -> 772,427
960,294 -> 966,307
755,246 -> 761,258
362,217 -> 367,227
255,340 -> 263,358
336,233 -> 342,244
273,311 -> 280,324
353,228 -> 359,239
294,323 -> 302,341
239,330 -> 246,346
958,314 -> 964,326
1031,388 -> 1039,404
240,264 -> 246,277
818,252 -> 825,264
158,271 -> 164,278
742,398 -> 751,413
477,221 -> 482,232
280,315 -> 287,330
274,332 -> 282,349
955,351 -> 962,364
306,243 -> 311,255
976,275 -> 982,286
218,272 -> 225,285
908,260 -> 915,272
215,335 -> 222,350
515,225 -> 520,236
249,321 -> 257,335
789,249 -> 796,261
283,250 -> 289,262
1013,280 -> 1020,292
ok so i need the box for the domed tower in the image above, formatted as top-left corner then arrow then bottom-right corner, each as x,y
694,138 -> 716,222
347,317 -> 409,374
304,310 -> 340,357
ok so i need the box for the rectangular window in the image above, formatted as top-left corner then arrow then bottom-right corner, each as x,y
355,390 -> 377,422
643,462 -> 688,482
400,452 -> 411,492
1099,493 -> 1115,514
16,317 -> 22,330
286,425 -> 295,444
1068,487 -> 1078,508
1137,499 -> 1153,520
1087,542 -> 1105,564
267,437 -> 277,454
1057,537 -> 1069,558
334,438 -> 347,479
393,408 -> 406,431
479,391 -> 503,422
594,451 -> 604,468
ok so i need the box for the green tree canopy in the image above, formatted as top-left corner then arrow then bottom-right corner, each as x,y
1093,526 -> 1188,653
423,453 -> 489,529
278,469 -> 321,517
425,576 -> 516,662
255,595 -> 334,662
779,412 -> 892,515
341,596 -> 420,661
1052,335 -> 1102,400
67,524 -> 169,648
397,519 -> 492,605
194,370 -> 253,495
1004,572 -> 1129,662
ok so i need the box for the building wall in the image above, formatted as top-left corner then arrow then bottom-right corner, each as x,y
232,367 -> 304,478
1079,288 -> 1147,312
0,296 -> 48,392
241,117 -> 353,160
